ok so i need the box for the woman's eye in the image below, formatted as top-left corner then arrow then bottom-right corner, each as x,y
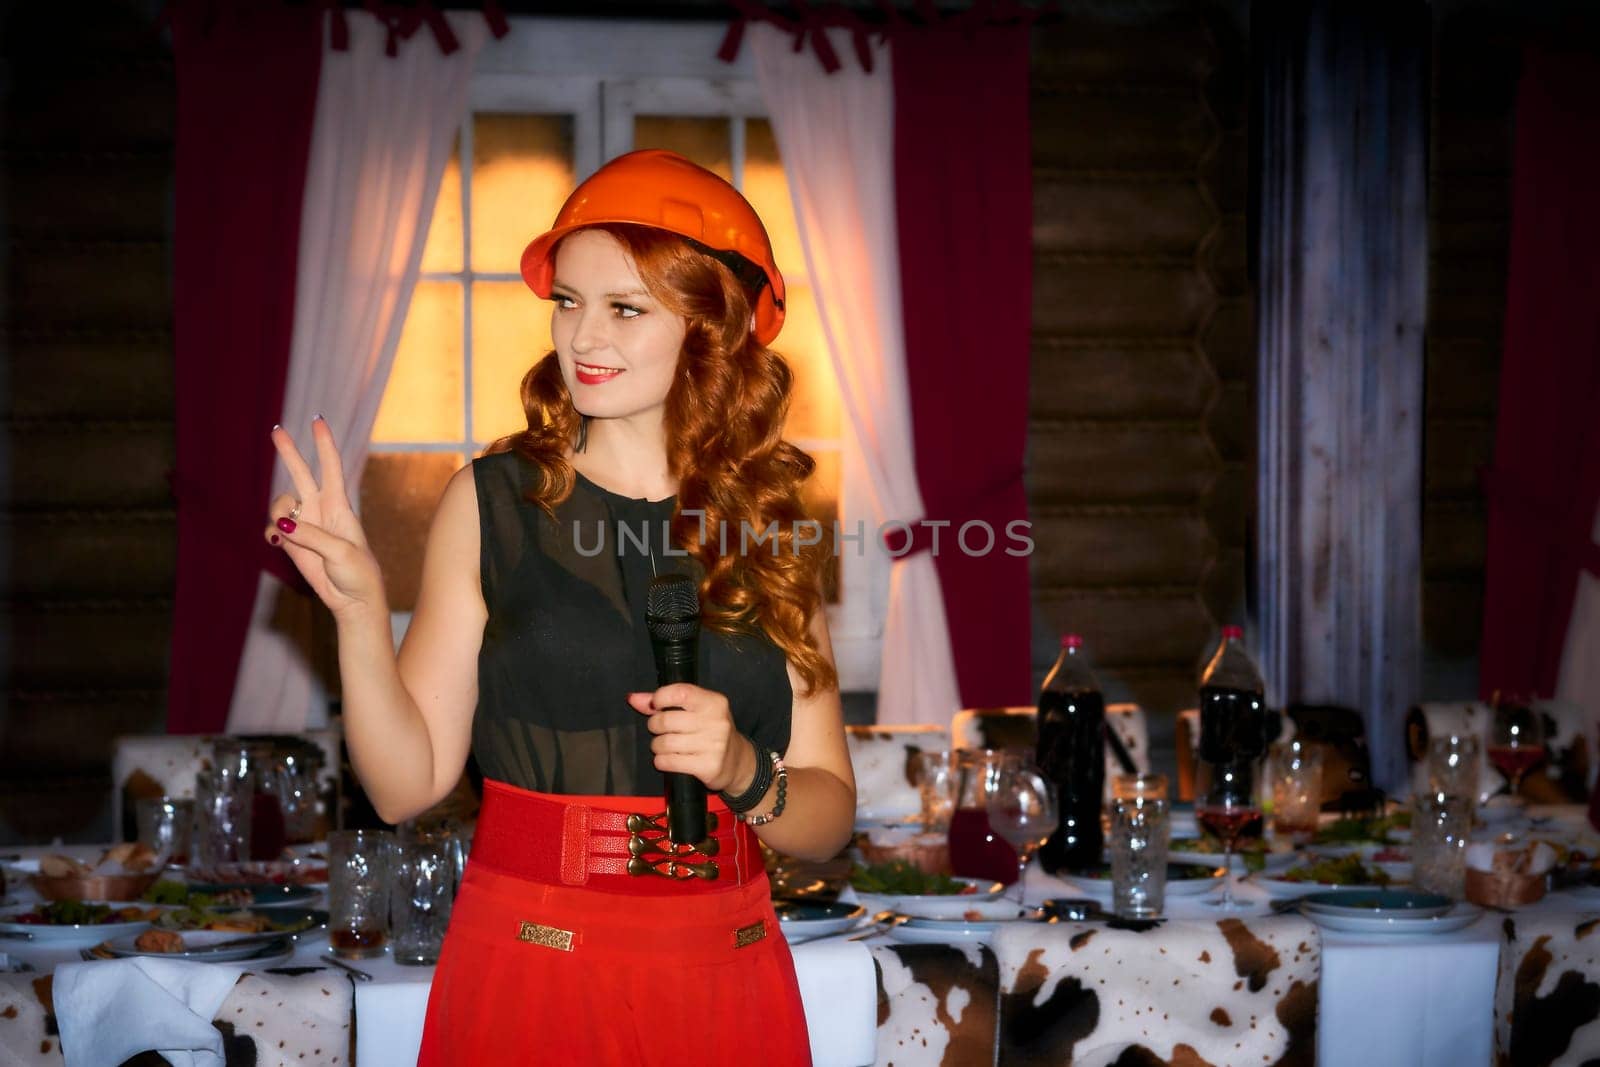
613,304 -> 642,319
552,295 -> 576,310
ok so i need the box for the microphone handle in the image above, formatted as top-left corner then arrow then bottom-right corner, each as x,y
653,637 -> 707,845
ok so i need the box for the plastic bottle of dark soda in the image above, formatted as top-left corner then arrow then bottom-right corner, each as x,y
1036,634 -> 1106,874
1198,625 -> 1268,763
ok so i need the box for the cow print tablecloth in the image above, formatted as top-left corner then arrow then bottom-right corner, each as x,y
1497,912 -> 1600,1066
0,966 -> 354,1067
869,915 -> 1319,1067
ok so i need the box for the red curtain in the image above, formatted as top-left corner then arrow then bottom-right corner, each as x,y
168,3 -> 323,733
892,25 -> 1034,708
1479,40 -> 1600,702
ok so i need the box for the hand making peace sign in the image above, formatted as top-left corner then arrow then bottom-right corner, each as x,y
264,417 -> 386,620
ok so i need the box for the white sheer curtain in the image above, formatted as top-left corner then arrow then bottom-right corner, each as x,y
749,25 -> 961,726
227,12 -> 490,732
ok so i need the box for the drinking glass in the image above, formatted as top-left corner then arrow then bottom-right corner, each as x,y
1110,773 -> 1170,919
391,832 -> 455,966
213,740 -> 288,861
1489,702 -> 1546,799
193,764 -> 251,873
912,750 -> 958,834
329,829 -> 394,959
984,759 -> 1058,903
1268,741 -> 1323,842
1426,734 -> 1481,801
948,749 -> 1022,884
1195,760 -> 1261,911
135,796 -> 194,865
1412,791 -> 1472,898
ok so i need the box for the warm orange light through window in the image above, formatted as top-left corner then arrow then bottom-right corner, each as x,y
372,281 -> 464,443
472,114 -> 575,274
474,280 -> 554,444
419,141 -> 462,274
744,119 -> 806,289
633,117 -> 732,182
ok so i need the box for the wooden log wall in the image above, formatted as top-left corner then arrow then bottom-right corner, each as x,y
1026,6 -> 1252,750
1,2 -> 176,843
1423,3 -> 1520,697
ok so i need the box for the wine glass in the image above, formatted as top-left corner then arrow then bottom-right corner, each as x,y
1488,700 -> 1546,800
1194,760 -> 1262,911
985,760 -> 1058,904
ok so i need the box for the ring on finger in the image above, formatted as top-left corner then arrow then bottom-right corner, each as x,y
287,501 -> 302,522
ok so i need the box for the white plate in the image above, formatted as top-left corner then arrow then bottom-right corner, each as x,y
0,902 -> 159,945
776,902 -> 869,942
1255,876 -> 1393,896
855,878 -> 1005,916
893,897 -> 1037,922
888,916 -> 1042,944
1063,867 -> 1226,901
1306,904 -> 1484,935
98,930 -> 298,962
1169,847 -> 1296,873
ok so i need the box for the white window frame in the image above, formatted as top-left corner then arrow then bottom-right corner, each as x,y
380,17 -> 887,690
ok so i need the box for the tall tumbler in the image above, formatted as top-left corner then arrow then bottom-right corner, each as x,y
329,829 -> 395,959
193,764 -> 251,873
1413,791 -> 1472,898
1110,773 -> 1170,919
391,835 -> 455,966
1268,740 -> 1323,843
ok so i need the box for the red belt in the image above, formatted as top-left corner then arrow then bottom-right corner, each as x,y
471,779 -> 764,895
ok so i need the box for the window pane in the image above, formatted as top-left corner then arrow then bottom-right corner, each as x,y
419,135 -> 463,274
473,281 -> 554,445
632,116 -> 732,181
744,119 -> 806,285
800,447 -> 842,605
359,452 -> 463,612
372,281 -> 464,443
472,113 -> 575,274
774,282 -> 840,442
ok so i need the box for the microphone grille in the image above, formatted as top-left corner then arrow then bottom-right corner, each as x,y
646,573 -> 701,642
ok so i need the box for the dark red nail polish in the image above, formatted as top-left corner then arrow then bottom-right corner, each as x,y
277,518 -> 297,534
270,534 -> 281,545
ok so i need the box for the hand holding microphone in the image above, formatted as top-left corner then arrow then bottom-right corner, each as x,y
629,574 -> 756,844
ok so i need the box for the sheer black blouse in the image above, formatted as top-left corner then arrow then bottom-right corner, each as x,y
470,450 -> 794,797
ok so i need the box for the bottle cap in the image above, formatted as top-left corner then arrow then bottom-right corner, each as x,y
1221,625 -> 1244,640
1061,634 -> 1084,649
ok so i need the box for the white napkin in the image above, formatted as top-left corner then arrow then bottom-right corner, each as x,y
53,957 -> 246,1067
789,939 -> 877,1066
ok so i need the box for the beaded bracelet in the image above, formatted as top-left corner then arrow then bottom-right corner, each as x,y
718,737 -> 774,813
742,749 -> 788,826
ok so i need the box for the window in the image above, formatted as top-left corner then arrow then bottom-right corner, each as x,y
363,18 -> 887,688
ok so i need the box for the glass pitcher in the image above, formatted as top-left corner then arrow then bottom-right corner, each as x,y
947,749 -> 1022,884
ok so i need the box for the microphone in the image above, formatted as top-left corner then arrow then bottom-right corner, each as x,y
645,573 -> 706,845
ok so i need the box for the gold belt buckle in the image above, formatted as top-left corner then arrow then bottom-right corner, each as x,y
624,811 -> 720,880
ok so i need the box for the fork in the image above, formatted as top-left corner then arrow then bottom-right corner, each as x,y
320,953 -> 375,982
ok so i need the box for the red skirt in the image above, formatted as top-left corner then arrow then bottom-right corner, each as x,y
416,780 -> 812,1066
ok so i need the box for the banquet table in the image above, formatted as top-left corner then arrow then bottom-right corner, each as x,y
8,812 -> 1600,1067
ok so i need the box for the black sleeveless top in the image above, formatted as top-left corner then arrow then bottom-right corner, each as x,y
471,450 -> 794,796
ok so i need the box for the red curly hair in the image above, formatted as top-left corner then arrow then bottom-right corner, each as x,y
486,223 -> 837,696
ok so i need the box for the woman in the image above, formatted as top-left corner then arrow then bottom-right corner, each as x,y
264,149 -> 854,1065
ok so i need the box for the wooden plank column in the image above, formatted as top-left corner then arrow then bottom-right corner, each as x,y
1255,0 -> 1429,791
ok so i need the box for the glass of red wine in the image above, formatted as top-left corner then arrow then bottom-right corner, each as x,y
1488,700 -> 1546,801
984,759 -> 1058,904
1195,760 -> 1261,911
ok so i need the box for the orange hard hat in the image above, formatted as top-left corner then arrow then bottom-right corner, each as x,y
520,149 -> 787,345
